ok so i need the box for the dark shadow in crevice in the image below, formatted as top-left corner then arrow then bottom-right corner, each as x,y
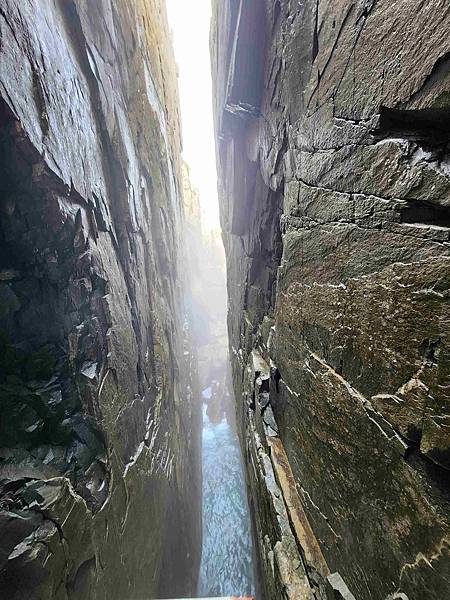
312,0 -> 319,64
400,200 -> 450,228
374,106 -> 450,143
404,446 -> 450,501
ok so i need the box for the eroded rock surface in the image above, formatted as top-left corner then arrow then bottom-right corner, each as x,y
0,1 -> 201,598
211,1 -> 450,599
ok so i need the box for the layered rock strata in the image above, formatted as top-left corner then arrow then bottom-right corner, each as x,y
211,1 -> 450,599
0,1 -> 201,598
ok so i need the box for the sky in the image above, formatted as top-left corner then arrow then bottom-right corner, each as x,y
166,0 -> 220,230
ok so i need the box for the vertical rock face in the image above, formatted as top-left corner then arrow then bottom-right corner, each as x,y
0,1 -> 201,598
212,2 -> 450,599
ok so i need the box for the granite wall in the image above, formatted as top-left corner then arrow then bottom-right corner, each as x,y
211,1 -> 450,599
0,1 -> 201,598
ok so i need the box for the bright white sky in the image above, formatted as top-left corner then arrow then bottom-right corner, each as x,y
166,0 -> 220,230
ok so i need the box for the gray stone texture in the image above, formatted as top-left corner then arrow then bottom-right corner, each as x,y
0,1 -> 201,598
212,1 -> 450,599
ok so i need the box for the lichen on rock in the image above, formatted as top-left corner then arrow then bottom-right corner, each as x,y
211,1 -> 450,599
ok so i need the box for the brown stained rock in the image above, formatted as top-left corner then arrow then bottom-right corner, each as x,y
212,0 -> 450,599
268,437 -> 330,580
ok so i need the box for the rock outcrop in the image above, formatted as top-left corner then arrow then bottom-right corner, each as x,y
0,1 -> 201,598
211,1 -> 450,599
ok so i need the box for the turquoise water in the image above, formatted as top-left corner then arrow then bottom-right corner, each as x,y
197,401 -> 255,597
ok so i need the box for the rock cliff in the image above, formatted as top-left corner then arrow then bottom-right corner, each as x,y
211,1 -> 450,599
0,1 -> 201,598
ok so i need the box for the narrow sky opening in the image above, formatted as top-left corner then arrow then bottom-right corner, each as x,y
166,0 -> 220,231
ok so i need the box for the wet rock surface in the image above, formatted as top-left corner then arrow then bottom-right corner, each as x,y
211,1 -> 450,599
0,1 -> 201,598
